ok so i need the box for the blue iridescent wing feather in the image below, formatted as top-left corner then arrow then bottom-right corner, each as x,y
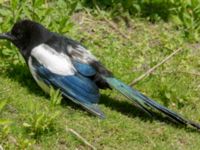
31,57 -> 105,118
72,61 -> 96,77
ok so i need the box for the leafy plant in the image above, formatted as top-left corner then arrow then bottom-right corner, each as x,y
50,87 -> 62,107
22,93 -> 61,139
169,0 -> 200,41
23,109 -> 60,139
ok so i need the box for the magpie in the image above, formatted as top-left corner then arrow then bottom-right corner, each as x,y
0,20 -> 200,130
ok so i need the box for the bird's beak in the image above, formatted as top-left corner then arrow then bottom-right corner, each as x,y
0,32 -> 15,41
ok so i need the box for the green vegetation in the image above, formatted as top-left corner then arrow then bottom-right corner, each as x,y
0,0 -> 200,149
90,0 -> 200,41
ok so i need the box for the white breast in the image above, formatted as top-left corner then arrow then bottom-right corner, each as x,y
30,44 -> 76,76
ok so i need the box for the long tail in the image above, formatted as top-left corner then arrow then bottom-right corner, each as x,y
103,76 -> 200,130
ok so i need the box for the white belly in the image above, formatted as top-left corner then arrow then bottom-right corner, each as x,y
28,57 -> 50,94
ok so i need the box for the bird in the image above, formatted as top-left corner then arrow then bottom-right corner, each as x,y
0,19 -> 199,130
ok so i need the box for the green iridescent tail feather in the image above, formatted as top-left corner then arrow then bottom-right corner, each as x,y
103,77 -> 200,130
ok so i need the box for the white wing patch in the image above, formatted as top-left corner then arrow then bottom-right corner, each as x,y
31,44 -> 76,76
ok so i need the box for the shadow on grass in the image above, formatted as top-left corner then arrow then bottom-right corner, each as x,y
1,62 -> 198,133
1,62 -> 46,97
99,95 -> 198,133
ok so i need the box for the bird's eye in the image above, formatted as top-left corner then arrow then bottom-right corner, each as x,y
17,33 -> 23,39
12,28 -> 23,39
14,31 -> 23,39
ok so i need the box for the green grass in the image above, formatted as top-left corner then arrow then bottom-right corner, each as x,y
0,0 -> 200,149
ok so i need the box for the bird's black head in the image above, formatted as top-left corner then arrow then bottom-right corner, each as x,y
0,20 -> 52,58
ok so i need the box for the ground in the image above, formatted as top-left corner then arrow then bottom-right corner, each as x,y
0,10 -> 200,150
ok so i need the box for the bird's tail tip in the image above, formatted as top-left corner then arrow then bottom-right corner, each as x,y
187,120 -> 200,130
